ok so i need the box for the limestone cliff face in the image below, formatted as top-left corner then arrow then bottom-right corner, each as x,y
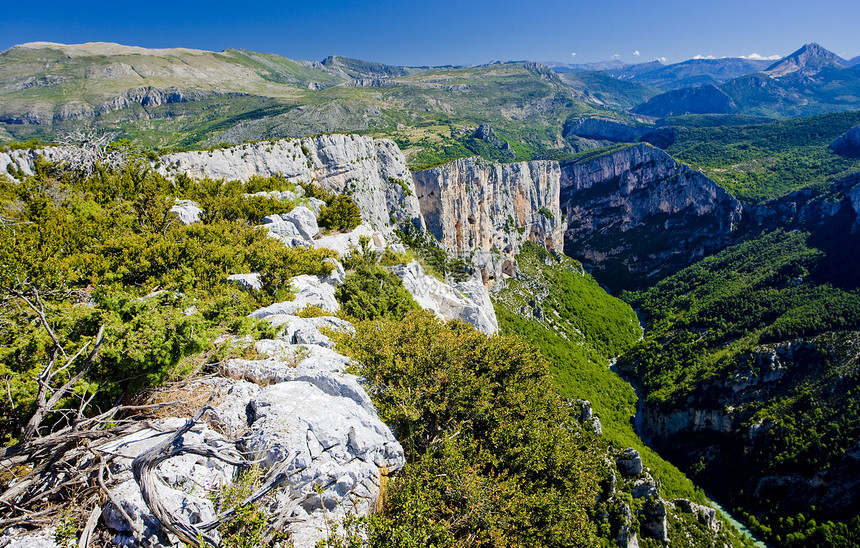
413,157 -> 565,288
158,134 -> 423,232
560,144 -> 742,289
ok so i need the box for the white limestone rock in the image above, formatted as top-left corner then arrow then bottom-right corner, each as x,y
313,224 -> 377,256
170,199 -> 202,225
390,261 -> 499,334
280,205 -> 319,240
272,315 -> 355,348
0,527 -> 63,548
157,135 -> 424,232
413,157 -> 566,288
96,418 -> 237,545
227,272 -> 262,291
617,448 -> 644,476
242,380 -> 404,546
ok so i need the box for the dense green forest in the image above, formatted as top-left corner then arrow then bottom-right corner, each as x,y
664,111 -> 860,202
619,229 -> 860,545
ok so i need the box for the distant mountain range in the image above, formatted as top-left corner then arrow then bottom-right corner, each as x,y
0,42 -> 605,155
631,43 -> 860,118
0,41 -> 858,154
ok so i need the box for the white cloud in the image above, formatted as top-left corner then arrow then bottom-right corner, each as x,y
611,53 -> 620,59
570,52 -> 576,57
740,53 -> 781,60
657,57 -> 667,63
693,54 -> 718,60
633,50 -> 640,56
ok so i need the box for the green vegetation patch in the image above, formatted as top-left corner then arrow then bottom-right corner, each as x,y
619,229 -> 860,545
0,159 -> 335,444
665,111 -> 860,203
334,309 -> 603,546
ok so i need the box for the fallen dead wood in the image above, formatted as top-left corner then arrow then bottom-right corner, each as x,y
131,405 -> 304,547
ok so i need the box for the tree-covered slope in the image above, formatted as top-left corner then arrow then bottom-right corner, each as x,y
490,243 -> 757,547
619,228 -> 860,546
664,110 -> 860,203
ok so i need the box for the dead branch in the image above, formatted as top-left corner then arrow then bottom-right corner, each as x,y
21,324 -> 105,442
0,508 -> 58,528
78,505 -> 102,548
96,453 -> 139,535
132,406 -> 303,546
55,130 -> 126,178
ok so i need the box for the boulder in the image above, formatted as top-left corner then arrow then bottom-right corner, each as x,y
617,448 -> 644,476
227,272 -> 262,291
260,215 -> 304,239
304,197 -> 327,215
170,199 -> 202,224
280,205 -> 319,240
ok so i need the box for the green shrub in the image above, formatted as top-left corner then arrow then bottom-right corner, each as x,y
334,265 -> 418,321
0,161 -> 336,441
318,195 -> 362,232
334,310 -> 602,546
212,466 -> 291,548
299,181 -> 334,204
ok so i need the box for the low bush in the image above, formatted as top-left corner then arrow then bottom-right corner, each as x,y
334,310 -> 603,546
318,194 -> 362,232
334,265 -> 418,321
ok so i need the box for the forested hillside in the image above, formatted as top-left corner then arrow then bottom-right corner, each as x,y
619,229 -> 860,545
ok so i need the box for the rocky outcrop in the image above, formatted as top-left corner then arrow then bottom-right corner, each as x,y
560,144 -> 742,289
413,144 -> 741,290
88,264 -> 405,547
564,117 -> 677,148
616,448 -> 644,476
830,125 -> 860,157
644,407 -> 736,438
745,171 -> 860,235
157,134 -> 424,232
413,157 -> 566,288
564,117 -> 654,143
96,86 -> 206,115
390,261 -> 499,334
673,499 -> 721,532
170,199 -> 202,224
563,117 -> 675,147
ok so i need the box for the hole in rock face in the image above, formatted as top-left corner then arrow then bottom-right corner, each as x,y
502,260 -> 515,277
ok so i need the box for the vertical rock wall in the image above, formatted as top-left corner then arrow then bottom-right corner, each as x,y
413,157 -> 566,288
560,144 -> 743,288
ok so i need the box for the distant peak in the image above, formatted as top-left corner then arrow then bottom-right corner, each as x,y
764,42 -> 845,78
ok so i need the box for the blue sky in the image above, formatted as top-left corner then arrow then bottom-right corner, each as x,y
1,0 -> 858,66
